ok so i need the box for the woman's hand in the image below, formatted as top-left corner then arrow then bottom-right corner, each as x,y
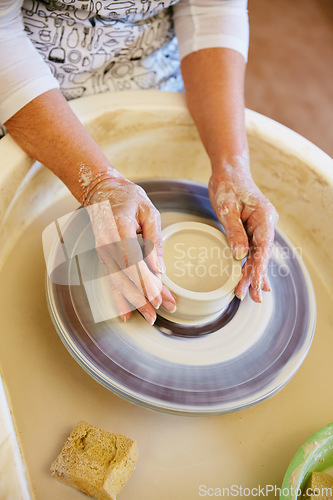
208,162 -> 278,302
180,49 -> 278,302
84,175 -> 177,324
4,90 -> 176,325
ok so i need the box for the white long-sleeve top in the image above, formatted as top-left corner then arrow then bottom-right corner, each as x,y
0,0 -> 248,124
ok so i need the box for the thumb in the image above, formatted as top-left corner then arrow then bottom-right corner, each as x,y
217,201 -> 249,260
139,205 -> 165,274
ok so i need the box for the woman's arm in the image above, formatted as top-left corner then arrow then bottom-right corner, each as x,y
173,0 -> 278,302
180,47 -> 247,170
0,2 -> 112,199
5,89 -> 114,202
5,88 -> 177,323
1,1 -> 177,324
180,48 -> 278,302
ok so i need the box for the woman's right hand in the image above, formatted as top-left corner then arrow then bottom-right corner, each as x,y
84,174 -> 177,325
4,89 -> 176,324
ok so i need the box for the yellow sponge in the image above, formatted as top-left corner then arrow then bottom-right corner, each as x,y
50,421 -> 138,500
303,471 -> 333,500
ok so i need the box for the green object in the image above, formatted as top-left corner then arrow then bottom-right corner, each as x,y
280,422 -> 333,500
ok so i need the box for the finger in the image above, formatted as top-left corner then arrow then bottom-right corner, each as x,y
248,274 -> 270,303
160,285 -> 177,313
136,302 -> 157,326
234,258 -> 252,300
139,204 -> 165,274
249,284 -> 262,303
250,228 -> 275,291
114,217 -> 163,309
261,274 -> 271,292
88,201 -> 141,271
114,218 -> 142,267
136,260 -> 163,309
247,202 -> 278,291
106,275 -> 131,322
107,260 -> 157,325
216,201 -> 249,260
96,239 -> 156,309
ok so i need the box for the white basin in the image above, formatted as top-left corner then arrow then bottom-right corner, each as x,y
0,91 -> 332,500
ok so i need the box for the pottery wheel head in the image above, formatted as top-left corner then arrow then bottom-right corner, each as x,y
45,179 -> 316,415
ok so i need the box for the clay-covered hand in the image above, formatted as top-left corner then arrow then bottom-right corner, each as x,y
208,162 -> 278,302
84,175 -> 176,324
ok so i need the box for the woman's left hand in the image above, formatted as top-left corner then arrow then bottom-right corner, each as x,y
208,162 -> 279,302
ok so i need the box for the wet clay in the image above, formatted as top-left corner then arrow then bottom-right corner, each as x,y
163,230 -> 230,292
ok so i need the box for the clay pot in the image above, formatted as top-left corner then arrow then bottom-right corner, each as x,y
159,221 -> 242,322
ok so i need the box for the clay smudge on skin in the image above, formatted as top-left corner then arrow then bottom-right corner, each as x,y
215,188 -> 241,213
79,164 -> 124,204
79,164 -> 94,198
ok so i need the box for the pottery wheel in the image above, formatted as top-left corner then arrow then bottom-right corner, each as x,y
46,179 -> 316,415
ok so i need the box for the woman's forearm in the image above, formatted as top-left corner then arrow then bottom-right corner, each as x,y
4,89 -> 120,203
181,47 -> 278,302
4,88 -> 178,319
180,47 -> 248,173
